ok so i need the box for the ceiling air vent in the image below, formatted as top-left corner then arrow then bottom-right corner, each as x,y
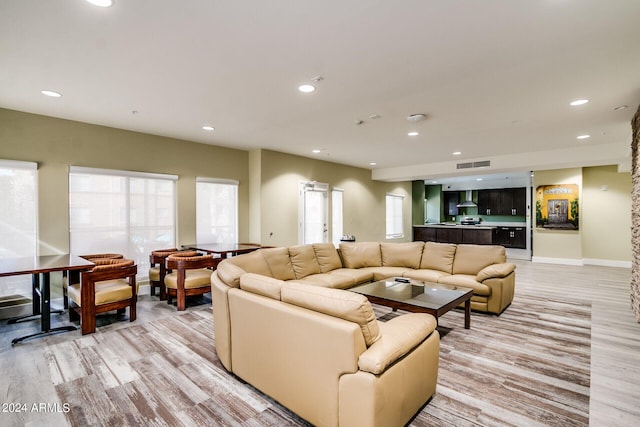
456,160 -> 491,169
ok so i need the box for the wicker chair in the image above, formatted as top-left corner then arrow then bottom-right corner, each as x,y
164,252 -> 219,311
148,248 -> 180,300
68,258 -> 138,335
63,253 -> 123,309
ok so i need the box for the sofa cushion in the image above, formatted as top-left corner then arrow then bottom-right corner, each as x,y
289,245 -> 321,279
216,261 -> 246,288
420,242 -> 456,274
291,273 -> 355,289
437,274 -> 491,296
240,273 -> 284,300
358,313 -> 437,375
224,250 -> 272,280
312,243 -> 343,273
369,267 -> 415,281
281,282 -> 381,346
339,242 -> 382,269
476,263 -> 516,282
328,268 -> 374,285
381,242 -> 424,268
403,269 -> 450,283
261,247 -> 296,280
452,244 -> 506,275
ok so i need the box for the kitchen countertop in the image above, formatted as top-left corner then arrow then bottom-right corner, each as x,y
414,224 -> 497,230
415,222 -> 528,229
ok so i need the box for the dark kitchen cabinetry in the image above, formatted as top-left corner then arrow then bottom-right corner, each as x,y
477,187 -> 526,216
495,226 -> 526,249
443,192 -> 459,216
502,188 -> 526,216
413,226 -> 436,242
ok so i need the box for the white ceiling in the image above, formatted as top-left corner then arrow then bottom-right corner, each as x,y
1,0 -> 639,182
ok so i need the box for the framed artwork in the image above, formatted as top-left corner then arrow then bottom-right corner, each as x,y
535,184 -> 579,230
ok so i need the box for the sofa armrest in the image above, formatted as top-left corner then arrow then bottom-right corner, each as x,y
476,262 -> 516,282
358,313 -> 437,375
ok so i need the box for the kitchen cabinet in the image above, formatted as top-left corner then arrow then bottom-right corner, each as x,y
443,192 -> 459,216
495,226 -> 526,248
413,226 -> 436,242
477,187 -> 526,216
413,225 -> 496,245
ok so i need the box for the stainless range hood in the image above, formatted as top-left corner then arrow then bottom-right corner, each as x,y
456,190 -> 477,208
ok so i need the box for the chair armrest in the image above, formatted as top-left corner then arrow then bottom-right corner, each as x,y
358,313 -> 437,375
476,262 -> 516,282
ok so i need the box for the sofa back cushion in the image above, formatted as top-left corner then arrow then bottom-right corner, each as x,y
312,243 -> 343,272
218,250 -> 272,288
281,282 -> 381,346
452,244 -> 506,275
261,247 -> 296,280
420,242 -> 457,274
289,245 -> 321,279
381,242 -> 425,268
240,273 -> 284,300
339,242 -> 382,269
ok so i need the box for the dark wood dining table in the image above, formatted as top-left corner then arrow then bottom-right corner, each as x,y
0,254 -> 95,345
181,243 -> 263,258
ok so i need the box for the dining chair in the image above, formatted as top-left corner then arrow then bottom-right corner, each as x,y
148,248 -> 180,300
68,258 -> 138,335
164,252 -> 220,311
63,253 -> 123,309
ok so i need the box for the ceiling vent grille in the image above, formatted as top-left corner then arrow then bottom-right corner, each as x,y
456,160 -> 491,169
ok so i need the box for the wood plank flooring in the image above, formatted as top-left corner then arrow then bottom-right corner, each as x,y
0,260 -> 639,426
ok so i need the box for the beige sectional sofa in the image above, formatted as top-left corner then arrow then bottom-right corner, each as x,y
211,241 -> 515,427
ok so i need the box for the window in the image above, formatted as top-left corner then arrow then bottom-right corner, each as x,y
69,167 -> 177,280
332,188 -> 344,246
0,160 -> 38,297
196,178 -> 238,244
386,193 -> 404,239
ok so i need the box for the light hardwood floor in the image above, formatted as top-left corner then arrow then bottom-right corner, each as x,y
1,260 -> 639,426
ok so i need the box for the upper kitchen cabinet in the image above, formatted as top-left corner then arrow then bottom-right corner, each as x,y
503,187 -> 526,216
477,187 -> 526,216
443,192 -> 459,216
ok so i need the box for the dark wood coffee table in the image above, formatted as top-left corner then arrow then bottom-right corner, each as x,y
351,278 -> 473,329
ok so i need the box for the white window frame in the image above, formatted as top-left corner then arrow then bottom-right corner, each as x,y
0,160 -> 39,297
332,188 -> 344,247
386,193 -> 404,239
68,166 -> 177,281
196,177 -> 239,244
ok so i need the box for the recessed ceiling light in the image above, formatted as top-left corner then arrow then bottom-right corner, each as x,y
613,105 -> 628,111
41,90 -> 62,97
407,131 -> 419,137
86,0 -> 113,6
570,99 -> 589,106
298,84 -> 316,93
202,126 -> 215,131
576,134 -> 590,140
312,149 -> 321,154
452,151 -> 462,156
476,178 -> 483,181
369,162 -> 377,166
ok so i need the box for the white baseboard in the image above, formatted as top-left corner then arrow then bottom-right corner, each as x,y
531,256 -> 584,266
532,256 -> 631,268
582,258 -> 632,269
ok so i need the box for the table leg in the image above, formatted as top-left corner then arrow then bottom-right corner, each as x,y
464,298 -> 471,329
11,272 -> 77,345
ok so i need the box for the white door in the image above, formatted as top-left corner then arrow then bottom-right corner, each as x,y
299,181 -> 329,244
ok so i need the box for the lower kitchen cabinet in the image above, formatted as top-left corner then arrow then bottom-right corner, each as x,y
496,226 -> 526,249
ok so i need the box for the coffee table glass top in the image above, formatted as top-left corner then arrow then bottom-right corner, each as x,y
351,278 -> 473,311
